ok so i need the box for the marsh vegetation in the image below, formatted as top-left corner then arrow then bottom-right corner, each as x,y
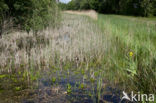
0,13 -> 116,103
0,11 -> 156,103
0,0 -> 156,102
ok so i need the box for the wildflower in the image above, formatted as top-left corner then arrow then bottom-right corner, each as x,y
129,52 -> 133,57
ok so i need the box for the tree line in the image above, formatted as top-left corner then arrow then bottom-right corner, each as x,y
59,0 -> 156,17
0,0 -> 59,36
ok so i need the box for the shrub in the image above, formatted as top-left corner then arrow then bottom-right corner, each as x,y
0,0 -> 9,36
0,0 -> 60,35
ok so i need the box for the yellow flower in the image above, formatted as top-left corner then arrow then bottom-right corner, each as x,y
129,52 -> 133,57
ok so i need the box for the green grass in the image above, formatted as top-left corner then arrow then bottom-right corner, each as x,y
98,14 -> 156,94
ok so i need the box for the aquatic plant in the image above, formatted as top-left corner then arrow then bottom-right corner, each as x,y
67,83 -> 72,94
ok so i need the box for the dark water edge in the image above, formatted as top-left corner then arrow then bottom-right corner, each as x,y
0,69 -> 133,103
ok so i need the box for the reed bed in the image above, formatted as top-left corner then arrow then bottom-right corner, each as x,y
0,13 -> 110,76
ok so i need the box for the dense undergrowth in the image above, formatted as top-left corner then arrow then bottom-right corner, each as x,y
0,0 -> 60,36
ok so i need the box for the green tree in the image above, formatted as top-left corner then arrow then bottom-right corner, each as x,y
141,0 -> 154,16
119,0 -> 143,16
58,3 -> 68,10
0,0 -> 59,36
98,0 -> 120,13
153,0 -> 156,16
89,0 -> 99,11
65,0 -> 156,17
0,0 -> 9,36
80,0 -> 90,10
66,0 -> 75,10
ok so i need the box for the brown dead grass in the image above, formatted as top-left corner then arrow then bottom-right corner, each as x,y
64,10 -> 98,20
0,13 -> 109,72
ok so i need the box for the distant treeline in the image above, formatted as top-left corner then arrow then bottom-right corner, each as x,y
59,0 -> 156,17
0,0 -> 59,36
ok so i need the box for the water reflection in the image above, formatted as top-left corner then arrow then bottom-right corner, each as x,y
0,70 -> 124,103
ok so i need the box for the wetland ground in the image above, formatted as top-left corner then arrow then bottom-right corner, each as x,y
0,11 -> 156,103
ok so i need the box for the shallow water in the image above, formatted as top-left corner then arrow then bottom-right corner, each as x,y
0,14 -> 132,103
0,68 -> 125,103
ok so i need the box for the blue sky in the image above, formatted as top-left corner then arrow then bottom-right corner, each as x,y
60,0 -> 71,3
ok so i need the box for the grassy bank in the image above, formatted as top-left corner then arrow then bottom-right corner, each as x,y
98,14 -> 156,94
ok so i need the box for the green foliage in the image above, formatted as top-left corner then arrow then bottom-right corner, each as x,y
153,0 -> 156,16
0,0 -> 8,12
141,0 -> 154,16
66,0 -> 81,10
65,0 -> 156,17
67,83 -> 72,94
0,0 -> 8,35
0,74 -> 7,79
15,86 -> 21,91
80,0 -> 90,10
51,77 -> 56,83
0,0 -> 59,35
58,3 -> 68,10
89,0 -> 98,11
79,83 -> 85,89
